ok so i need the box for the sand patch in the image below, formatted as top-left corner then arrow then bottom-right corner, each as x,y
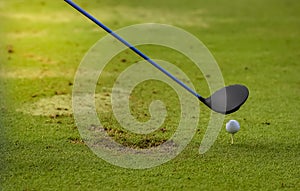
23,53 -> 58,65
7,30 -> 48,39
0,68 -> 75,79
17,93 -> 112,117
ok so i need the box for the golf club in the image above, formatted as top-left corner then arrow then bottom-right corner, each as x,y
64,0 -> 249,114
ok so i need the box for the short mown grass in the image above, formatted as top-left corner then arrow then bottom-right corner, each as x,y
1,0 -> 299,190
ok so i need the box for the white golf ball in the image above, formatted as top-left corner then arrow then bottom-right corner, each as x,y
226,120 -> 240,134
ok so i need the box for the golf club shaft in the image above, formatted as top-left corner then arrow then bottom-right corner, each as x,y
65,0 -> 203,100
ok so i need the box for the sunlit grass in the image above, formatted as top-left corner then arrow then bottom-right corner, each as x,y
1,0 -> 299,190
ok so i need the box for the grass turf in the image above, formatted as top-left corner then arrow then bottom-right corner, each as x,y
1,0 -> 299,190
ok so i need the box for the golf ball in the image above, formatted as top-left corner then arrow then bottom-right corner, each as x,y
226,120 -> 240,134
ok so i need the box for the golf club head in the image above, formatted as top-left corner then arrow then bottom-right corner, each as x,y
203,84 -> 249,114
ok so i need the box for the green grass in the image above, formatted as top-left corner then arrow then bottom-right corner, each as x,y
1,0 -> 300,190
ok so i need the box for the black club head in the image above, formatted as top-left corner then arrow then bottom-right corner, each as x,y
202,84 -> 249,114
